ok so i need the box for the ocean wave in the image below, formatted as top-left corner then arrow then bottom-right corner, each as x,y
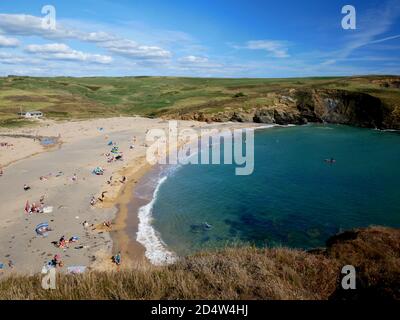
253,123 -> 296,131
136,175 -> 178,265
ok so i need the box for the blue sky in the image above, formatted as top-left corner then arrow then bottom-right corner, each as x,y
0,0 -> 399,77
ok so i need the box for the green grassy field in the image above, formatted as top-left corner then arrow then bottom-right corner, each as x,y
0,75 -> 399,127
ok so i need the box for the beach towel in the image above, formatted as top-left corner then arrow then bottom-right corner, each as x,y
69,236 -> 79,242
43,206 -> 53,213
35,222 -> 50,237
111,146 -> 119,154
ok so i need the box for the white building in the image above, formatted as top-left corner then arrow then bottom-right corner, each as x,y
18,111 -> 44,119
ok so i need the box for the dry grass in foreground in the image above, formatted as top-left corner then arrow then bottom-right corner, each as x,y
0,226 -> 398,300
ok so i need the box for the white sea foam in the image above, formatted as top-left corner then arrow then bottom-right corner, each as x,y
253,124 -> 277,130
137,123 -> 293,265
136,175 -> 178,265
253,123 -> 296,131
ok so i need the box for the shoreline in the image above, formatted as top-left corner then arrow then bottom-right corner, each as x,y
106,158 -> 152,270
0,117 -> 277,275
112,122 -> 278,268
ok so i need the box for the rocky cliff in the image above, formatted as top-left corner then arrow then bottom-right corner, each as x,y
172,88 -> 400,130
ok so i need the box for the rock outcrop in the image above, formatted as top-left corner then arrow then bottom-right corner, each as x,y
294,89 -> 385,128
171,88 -> 400,129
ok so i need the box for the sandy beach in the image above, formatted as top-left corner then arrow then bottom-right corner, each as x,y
0,116 -> 256,275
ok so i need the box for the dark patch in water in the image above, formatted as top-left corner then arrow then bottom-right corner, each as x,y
190,222 -> 212,233
200,236 -> 210,243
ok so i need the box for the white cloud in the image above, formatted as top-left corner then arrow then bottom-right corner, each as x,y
0,14 -> 171,61
101,39 -> 171,60
25,43 -> 112,64
0,14 -> 116,42
0,52 -> 37,64
0,35 -> 20,47
179,55 -> 209,63
243,40 -> 290,58
25,43 -> 70,53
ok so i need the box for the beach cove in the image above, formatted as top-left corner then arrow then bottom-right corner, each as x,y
133,124 -> 400,262
0,117 -> 257,274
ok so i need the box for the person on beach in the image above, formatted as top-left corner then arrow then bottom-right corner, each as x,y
58,236 -> 67,248
120,176 -> 127,183
51,254 -> 63,268
90,196 -> 96,206
113,252 -> 121,266
98,191 -> 108,202
107,176 -> 113,185
23,184 -> 31,191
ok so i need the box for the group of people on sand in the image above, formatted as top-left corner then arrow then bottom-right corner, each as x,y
50,254 -> 63,268
0,142 -> 13,147
106,175 -> 127,186
31,133 -> 133,271
53,235 -> 79,249
24,200 -> 45,214
103,220 -> 112,228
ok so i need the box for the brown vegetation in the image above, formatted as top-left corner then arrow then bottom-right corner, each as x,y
0,226 -> 398,300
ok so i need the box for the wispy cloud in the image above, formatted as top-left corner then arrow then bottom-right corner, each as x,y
369,34 -> 400,44
25,43 -> 113,64
100,39 -> 171,60
234,40 -> 290,58
0,34 -> 20,47
322,0 -> 400,65
0,14 -> 115,42
179,55 -> 209,64
0,52 -> 39,65
0,13 -> 171,62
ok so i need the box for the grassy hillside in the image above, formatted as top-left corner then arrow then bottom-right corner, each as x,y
0,227 -> 398,300
1,75 -> 399,127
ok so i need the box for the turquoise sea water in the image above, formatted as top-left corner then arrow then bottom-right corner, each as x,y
148,124 -> 400,257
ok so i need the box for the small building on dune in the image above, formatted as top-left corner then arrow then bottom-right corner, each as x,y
18,111 -> 44,119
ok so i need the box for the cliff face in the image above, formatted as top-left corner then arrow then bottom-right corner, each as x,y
173,89 -> 400,130
295,89 -> 385,128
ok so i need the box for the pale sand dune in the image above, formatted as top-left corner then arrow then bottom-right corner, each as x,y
0,117 -> 257,275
